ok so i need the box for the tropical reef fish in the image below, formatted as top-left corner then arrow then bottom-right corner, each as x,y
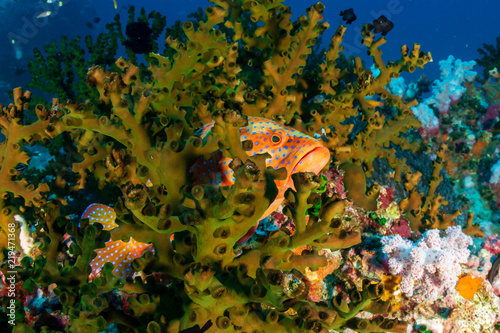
36,11 -> 52,19
190,116 -> 330,243
365,98 -> 385,108
367,15 -> 394,36
83,204 -> 152,278
340,8 -> 357,24
311,94 -> 325,104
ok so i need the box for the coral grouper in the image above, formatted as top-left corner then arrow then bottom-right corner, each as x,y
87,117 -> 330,278
190,116 -> 331,243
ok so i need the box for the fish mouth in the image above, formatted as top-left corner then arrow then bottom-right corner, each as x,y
292,146 -> 331,175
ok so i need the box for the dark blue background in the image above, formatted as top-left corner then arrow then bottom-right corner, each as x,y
0,0 -> 498,102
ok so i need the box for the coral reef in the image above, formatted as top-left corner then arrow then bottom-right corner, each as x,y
0,1 -> 498,333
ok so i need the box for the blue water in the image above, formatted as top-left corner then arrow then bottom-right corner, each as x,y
0,0 -> 498,101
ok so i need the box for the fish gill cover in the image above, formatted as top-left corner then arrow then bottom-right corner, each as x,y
0,0 -> 499,332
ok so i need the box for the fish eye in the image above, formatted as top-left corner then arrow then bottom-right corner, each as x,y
271,135 -> 281,143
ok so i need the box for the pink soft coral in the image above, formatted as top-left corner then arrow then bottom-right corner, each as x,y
381,226 -> 472,301
484,234 -> 500,256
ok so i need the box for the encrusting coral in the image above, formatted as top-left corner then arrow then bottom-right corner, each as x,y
2,0 -> 488,332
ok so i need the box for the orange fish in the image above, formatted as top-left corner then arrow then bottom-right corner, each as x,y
83,204 -> 153,278
365,99 -> 385,108
190,116 -> 330,243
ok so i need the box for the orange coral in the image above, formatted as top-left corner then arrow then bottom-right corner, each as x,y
456,274 -> 483,300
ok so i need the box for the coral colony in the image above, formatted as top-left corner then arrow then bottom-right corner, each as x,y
0,1 -> 499,332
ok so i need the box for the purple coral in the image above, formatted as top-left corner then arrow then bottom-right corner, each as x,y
381,226 -> 472,301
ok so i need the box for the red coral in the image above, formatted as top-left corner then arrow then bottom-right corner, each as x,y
270,211 -> 296,234
480,101 -> 500,125
484,234 -> 500,256
377,187 -> 395,209
389,217 -> 411,238
322,169 -> 347,199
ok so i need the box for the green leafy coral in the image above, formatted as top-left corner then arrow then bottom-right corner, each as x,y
0,0 -> 437,332
27,6 -> 167,102
476,36 -> 500,78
